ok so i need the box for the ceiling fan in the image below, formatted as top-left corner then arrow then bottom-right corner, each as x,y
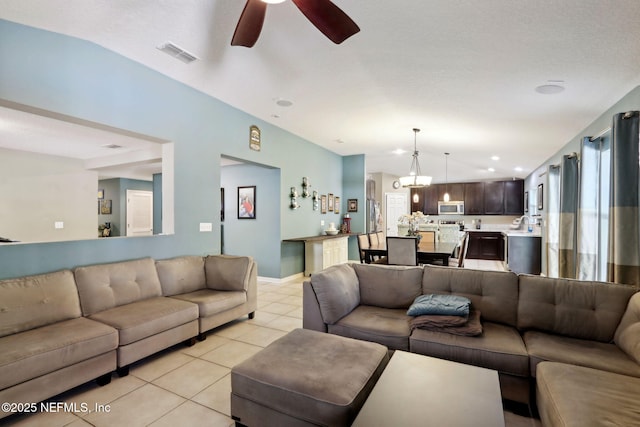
231,0 -> 360,47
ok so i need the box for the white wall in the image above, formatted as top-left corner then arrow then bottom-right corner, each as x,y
0,148 -> 98,242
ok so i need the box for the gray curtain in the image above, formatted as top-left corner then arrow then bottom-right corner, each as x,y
608,111 -> 640,285
559,154 -> 579,279
546,165 -> 561,277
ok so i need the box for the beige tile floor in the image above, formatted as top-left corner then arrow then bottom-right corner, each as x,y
2,260 -> 540,427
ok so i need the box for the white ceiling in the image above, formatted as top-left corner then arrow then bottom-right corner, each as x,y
2,0 -> 640,183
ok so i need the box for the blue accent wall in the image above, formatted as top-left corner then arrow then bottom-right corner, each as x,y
342,155 -> 366,260
0,19 -> 351,280
221,163 -> 280,278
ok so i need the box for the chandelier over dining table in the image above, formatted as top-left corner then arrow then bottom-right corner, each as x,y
399,128 -> 432,188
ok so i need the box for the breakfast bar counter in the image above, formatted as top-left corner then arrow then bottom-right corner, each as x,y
284,233 -> 358,276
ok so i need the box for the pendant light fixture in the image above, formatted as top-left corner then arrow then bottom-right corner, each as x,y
399,128 -> 432,188
443,152 -> 450,202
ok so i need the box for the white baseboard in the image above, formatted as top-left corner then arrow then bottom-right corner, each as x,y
258,272 -> 305,284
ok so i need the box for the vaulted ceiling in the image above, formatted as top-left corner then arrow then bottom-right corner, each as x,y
2,0 -> 640,183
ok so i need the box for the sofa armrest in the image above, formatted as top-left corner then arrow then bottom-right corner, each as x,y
245,259 -> 258,315
205,255 -> 255,292
303,281 -> 327,332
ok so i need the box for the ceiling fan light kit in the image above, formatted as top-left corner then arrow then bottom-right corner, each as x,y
232,0 -> 360,47
399,128 -> 432,188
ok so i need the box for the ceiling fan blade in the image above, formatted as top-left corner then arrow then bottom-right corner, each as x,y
231,0 -> 268,47
291,0 -> 360,44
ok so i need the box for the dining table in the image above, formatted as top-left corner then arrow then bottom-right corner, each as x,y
362,240 -> 458,266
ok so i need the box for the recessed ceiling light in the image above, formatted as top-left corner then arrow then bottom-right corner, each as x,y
262,0 -> 285,3
393,149 -> 406,155
491,156 -> 500,161
488,167 -> 496,172
514,166 -> 523,172
535,80 -> 565,95
275,99 -> 293,107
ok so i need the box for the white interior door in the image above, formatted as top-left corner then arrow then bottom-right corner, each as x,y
385,193 -> 407,236
126,190 -> 153,237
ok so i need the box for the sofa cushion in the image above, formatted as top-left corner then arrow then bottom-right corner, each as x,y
518,274 -> 635,342
524,330 -> 640,378
410,322 -> 529,377
0,270 -> 81,338
615,292 -> 640,364
353,264 -> 423,309
75,258 -> 163,316
422,265 -> 519,327
0,317 -> 117,389
171,289 -> 247,317
205,255 -> 254,292
310,264 -> 360,324
88,296 -> 198,345
537,362 -> 640,427
329,305 -> 411,351
156,256 -> 206,296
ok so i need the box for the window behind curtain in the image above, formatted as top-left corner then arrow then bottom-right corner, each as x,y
578,136 -> 610,281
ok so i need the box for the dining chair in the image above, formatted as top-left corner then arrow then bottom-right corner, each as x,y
417,231 -> 436,251
386,236 -> 418,266
449,232 -> 469,267
357,234 -> 370,263
368,232 -> 379,246
375,231 -> 385,245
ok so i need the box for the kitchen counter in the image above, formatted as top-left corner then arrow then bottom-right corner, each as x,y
284,233 -> 356,276
501,230 -> 542,238
283,233 -> 358,243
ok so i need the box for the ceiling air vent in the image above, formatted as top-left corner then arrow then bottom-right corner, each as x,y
102,144 -> 123,149
157,42 -> 199,64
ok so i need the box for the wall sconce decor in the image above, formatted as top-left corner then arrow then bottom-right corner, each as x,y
313,190 -> 319,210
301,177 -> 310,198
290,186 -> 300,210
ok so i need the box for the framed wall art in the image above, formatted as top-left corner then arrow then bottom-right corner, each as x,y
328,193 -> 334,212
99,199 -> 112,215
321,194 -> 327,214
249,125 -> 261,151
238,186 -> 256,219
347,199 -> 358,212
334,196 -> 340,214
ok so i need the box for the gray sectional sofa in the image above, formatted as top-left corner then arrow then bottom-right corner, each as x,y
303,263 -> 640,424
0,254 -> 257,420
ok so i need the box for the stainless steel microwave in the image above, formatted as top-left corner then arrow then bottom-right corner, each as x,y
438,201 -> 464,215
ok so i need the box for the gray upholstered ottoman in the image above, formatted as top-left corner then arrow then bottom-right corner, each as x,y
231,328 -> 389,427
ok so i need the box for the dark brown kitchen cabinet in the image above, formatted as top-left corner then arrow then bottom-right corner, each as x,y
504,180 -> 524,215
423,185 -> 439,215
484,181 -> 505,214
411,186 -> 439,215
464,182 -> 484,215
439,183 -> 464,202
413,179 -> 524,216
467,232 -> 504,260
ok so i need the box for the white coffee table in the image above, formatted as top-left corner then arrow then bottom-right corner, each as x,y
352,351 -> 505,427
